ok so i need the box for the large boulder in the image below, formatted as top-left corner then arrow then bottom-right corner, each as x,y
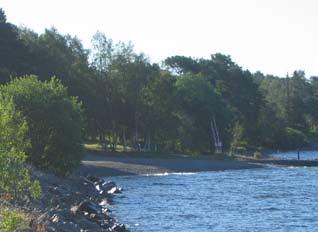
78,200 -> 102,215
111,223 -> 128,232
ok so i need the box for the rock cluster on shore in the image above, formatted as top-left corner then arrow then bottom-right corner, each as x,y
28,168 -> 128,232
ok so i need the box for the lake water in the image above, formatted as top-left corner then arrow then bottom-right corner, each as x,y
272,150 -> 318,160
110,153 -> 318,231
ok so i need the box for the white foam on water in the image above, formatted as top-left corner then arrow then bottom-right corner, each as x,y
171,172 -> 196,175
143,172 -> 196,176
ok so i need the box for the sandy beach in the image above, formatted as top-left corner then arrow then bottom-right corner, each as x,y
79,153 -> 262,176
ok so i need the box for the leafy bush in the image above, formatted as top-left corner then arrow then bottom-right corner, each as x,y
0,76 -> 83,176
0,149 -> 41,201
0,98 -> 41,201
231,122 -> 249,152
253,151 -> 262,159
0,208 -> 29,232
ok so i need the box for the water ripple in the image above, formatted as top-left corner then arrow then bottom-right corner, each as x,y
110,167 -> 318,231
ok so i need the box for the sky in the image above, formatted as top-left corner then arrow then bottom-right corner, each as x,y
1,0 -> 318,77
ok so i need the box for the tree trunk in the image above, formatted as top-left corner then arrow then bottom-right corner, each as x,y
134,111 -> 139,151
123,129 -> 127,152
115,131 -> 118,151
147,134 -> 151,152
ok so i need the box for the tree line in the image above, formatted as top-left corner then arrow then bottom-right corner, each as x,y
1,8 -> 318,158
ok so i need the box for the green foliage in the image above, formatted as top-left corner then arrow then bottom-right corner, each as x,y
1,76 -> 83,176
1,10 -> 318,155
257,103 -> 286,148
0,8 -> 6,23
0,150 -> 32,200
0,98 -> 40,200
284,127 -> 308,149
164,56 -> 200,74
231,122 -> 249,152
0,208 -> 29,232
253,151 -> 262,159
258,71 -> 317,149
175,74 -> 219,152
29,180 -> 42,200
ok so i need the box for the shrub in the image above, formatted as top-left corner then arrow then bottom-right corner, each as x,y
0,98 -> 41,201
231,122 -> 249,153
0,208 -> 29,232
253,151 -> 262,159
0,76 -> 83,176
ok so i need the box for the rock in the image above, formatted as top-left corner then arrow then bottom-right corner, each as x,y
86,175 -> 105,185
25,168 -> 127,232
86,175 -> 101,183
103,181 -> 117,190
48,186 -> 61,195
95,184 -> 102,192
75,216 -> 101,231
51,214 -> 59,223
57,221 -> 81,232
21,195 -> 31,207
111,223 -> 128,232
107,187 -> 117,194
89,213 -> 97,219
107,187 -> 122,194
45,225 -> 57,232
70,205 -> 79,215
99,199 -> 110,207
115,187 -> 122,193
89,213 -> 104,224
104,208 -> 111,213
78,200 -> 102,215
100,220 -> 112,229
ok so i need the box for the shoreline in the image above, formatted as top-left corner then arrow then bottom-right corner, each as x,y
78,153 -> 263,177
4,153 -> 264,232
15,152 -> 318,231
27,167 -> 128,231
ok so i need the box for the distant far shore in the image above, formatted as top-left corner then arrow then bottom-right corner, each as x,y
77,152 -> 262,177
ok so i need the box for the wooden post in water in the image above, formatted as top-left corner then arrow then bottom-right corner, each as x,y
297,150 -> 300,160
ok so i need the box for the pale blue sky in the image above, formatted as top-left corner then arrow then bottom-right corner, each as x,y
1,0 -> 318,77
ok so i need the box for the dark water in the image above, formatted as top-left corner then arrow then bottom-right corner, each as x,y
109,163 -> 318,231
272,150 -> 318,160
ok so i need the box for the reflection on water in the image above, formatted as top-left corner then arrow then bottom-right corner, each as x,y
109,166 -> 318,231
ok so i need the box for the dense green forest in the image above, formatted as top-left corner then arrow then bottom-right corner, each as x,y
1,8 -> 318,158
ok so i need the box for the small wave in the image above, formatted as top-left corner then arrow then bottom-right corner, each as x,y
152,182 -> 185,186
181,214 -> 199,219
171,172 -> 196,175
144,172 -> 169,176
263,207 -> 280,211
287,166 -> 308,169
143,172 -> 196,176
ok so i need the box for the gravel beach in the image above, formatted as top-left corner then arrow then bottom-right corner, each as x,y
79,153 -> 262,176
